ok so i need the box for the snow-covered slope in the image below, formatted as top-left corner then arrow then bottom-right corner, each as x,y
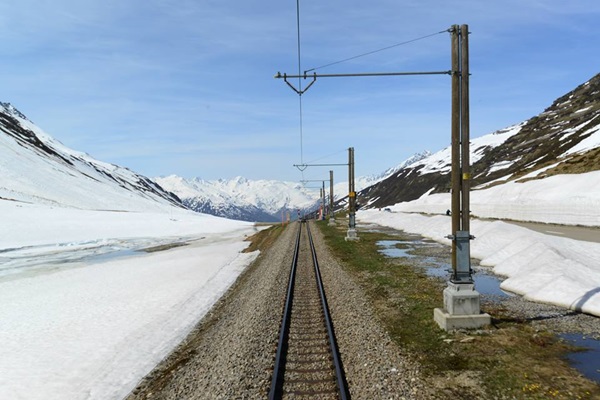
156,175 -> 323,222
0,102 -> 259,400
361,72 -> 600,211
0,102 -> 182,211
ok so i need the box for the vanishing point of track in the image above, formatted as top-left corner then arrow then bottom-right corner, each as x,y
269,220 -> 350,399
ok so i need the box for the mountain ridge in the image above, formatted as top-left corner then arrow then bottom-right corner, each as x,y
155,150 -> 433,222
0,102 -> 183,211
358,72 -> 600,210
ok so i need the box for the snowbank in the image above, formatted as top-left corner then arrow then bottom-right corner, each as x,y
390,170 -> 600,227
359,209 -> 600,317
0,201 -> 258,400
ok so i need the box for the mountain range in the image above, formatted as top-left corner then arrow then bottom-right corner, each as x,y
156,151 -> 432,222
0,100 -> 421,221
1,72 -> 599,223
358,72 -> 600,210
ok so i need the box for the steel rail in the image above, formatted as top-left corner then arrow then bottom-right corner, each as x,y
306,222 -> 350,400
269,221 -> 350,399
268,223 -> 302,400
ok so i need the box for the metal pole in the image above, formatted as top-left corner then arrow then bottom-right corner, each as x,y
450,25 -> 461,279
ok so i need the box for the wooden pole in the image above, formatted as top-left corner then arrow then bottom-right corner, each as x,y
460,24 -> 470,233
450,25 -> 460,276
348,147 -> 356,229
329,170 -> 334,219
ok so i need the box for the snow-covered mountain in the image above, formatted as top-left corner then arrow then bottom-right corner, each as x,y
156,175 -> 324,222
0,102 -> 183,212
361,72 -> 600,211
157,151 -> 434,222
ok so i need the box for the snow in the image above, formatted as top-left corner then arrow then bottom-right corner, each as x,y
3,98 -> 600,399
0,202 -> 258,400
156,175 -> 322,214
409,123 -> 523,175
0,104 -> 265,399
0,103 -> 180,212
562,122 -> 600,156
358,169 -> 600,318
388,170 -> 600,226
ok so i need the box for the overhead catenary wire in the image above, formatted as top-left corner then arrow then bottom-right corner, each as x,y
304,29 -> 449,73
285,16 -> 449,176
295,0 -> 304,165
304,148 -> 347,165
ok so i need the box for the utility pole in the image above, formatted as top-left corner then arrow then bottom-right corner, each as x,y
321,181 -> 326,220
277,29 -> 490,328
328,170 -> 336,225
345,147 -> 358,241
433,24 -> 490,331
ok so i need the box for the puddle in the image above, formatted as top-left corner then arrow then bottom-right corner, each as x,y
561,333 -> 600,384
377,240 -> 415,258
374,228 -> 597,385
472,270 -> 512,298
376,240 -> 511,298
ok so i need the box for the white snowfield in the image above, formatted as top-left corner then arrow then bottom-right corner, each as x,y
2,99 -> 600,399
358,170 -> 600,318
0,202 -> 258,400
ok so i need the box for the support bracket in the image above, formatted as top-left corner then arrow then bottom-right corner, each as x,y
277,72 -> 317,95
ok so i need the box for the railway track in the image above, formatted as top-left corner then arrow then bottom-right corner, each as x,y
269,221 -> 350,400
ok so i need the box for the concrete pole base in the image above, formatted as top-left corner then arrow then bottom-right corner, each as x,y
434,308 -> 491,331
345,228 -> 359,241
434,282 -> 491,331
328,218 -> 337,226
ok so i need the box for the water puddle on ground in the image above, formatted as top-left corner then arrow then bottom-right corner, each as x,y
560,334 -> 600,384
377,237 -> 600,383
376,239 -> 511,298
377,240 -> 416,258
373,228 -> 598,386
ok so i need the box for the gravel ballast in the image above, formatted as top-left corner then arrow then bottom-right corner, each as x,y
127,222 -> 431,399
127,221 -> 599,399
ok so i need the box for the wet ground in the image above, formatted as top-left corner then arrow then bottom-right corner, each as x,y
363,222 -> 600,385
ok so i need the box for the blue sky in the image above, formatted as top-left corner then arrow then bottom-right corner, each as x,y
1,0 -> 599,182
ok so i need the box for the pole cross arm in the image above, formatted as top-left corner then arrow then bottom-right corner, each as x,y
300,179 -> 331,183
293,162 -> 348,171
275,70 -> 451,79
276,70 -> 451,95
275,72 -> 317,95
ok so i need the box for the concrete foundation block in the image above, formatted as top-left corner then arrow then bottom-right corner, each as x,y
443,282 -> 481,315
345,228 -> 359,241
434,281 -> 491,331
434,308 -> 491,331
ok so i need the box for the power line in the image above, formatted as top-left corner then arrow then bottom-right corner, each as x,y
304,29 -> 449,73
295,0 -> 304,165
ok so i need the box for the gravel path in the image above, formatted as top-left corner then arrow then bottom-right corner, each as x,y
127,221 -> 431,399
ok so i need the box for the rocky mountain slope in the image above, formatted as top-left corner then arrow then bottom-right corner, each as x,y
0,102 -> 182,211
360,72 -> 600,209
